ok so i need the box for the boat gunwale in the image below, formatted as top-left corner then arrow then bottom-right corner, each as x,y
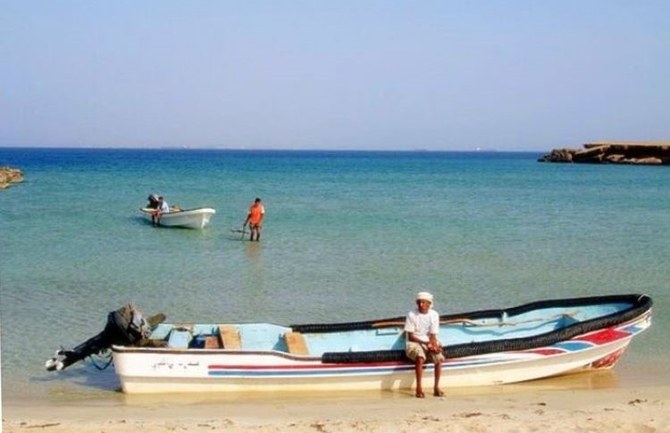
111,294 -> 652,365
292,294 -> 652,333
322,294 -> 652,363
139,207 -> 216,215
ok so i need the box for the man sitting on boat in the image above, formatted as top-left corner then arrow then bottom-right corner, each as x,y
404,291 -> 444,398
152,196 -> 170,226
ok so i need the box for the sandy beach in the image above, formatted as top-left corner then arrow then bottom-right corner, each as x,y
4,378 -> 669,433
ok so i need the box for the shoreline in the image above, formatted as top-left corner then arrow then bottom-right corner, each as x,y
4,375 -> 669,433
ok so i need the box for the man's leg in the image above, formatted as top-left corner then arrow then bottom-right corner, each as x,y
433,359 -> 443,397
415,356 -> 425,398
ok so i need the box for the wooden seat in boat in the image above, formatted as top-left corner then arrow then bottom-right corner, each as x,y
284,331 -> 308,355
219,325 -> 241,349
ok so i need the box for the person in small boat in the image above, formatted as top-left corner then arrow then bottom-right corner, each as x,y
146,194 -> 160,209
152,196 -> 170,226
243,197 -> 265,241
404,291 -> 445,398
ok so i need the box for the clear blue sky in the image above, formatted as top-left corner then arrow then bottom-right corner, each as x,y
2,1 -> 668,151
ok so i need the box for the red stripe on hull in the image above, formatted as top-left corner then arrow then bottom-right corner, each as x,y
575,328 -> 630,345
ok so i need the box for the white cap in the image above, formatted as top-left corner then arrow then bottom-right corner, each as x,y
416,292 -> 433,303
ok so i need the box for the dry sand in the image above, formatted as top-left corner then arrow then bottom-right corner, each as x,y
3,378 -> 669,433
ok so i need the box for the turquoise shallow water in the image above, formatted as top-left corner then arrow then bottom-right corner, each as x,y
1,148 -> 669,401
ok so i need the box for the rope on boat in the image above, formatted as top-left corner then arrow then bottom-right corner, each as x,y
371,311 -> 578,329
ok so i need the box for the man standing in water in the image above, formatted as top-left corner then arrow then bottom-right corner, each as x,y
404,291 -> 445,398
243,197 -> 265,241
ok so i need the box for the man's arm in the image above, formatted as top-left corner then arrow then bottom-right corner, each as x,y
427,333 -> 441,352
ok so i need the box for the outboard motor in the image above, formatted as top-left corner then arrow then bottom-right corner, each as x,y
45,304 -> 165,372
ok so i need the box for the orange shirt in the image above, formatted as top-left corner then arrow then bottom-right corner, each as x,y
248,204 -> 265,225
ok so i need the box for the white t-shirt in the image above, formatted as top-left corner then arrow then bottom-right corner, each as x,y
404,309 -> 440,343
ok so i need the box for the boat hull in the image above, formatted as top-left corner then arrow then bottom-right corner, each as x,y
112,295 -> 652,394
140,207 -> 216,229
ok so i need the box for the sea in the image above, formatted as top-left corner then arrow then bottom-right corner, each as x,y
1,147 -> 669,404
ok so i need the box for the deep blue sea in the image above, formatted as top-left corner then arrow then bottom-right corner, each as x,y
1,147 -> 669,402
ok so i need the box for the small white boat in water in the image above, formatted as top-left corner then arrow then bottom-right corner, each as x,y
45,294 -> 652,395
139,207 -> 216,229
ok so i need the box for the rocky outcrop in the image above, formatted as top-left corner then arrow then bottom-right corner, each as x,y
0,167 -> 24,189
538,142 -> 670,165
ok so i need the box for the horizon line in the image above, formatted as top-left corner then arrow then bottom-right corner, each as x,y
0,145 -> 547,153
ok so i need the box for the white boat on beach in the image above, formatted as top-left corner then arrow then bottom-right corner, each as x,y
139,207 -> 216,229
46,294 -> 652,395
